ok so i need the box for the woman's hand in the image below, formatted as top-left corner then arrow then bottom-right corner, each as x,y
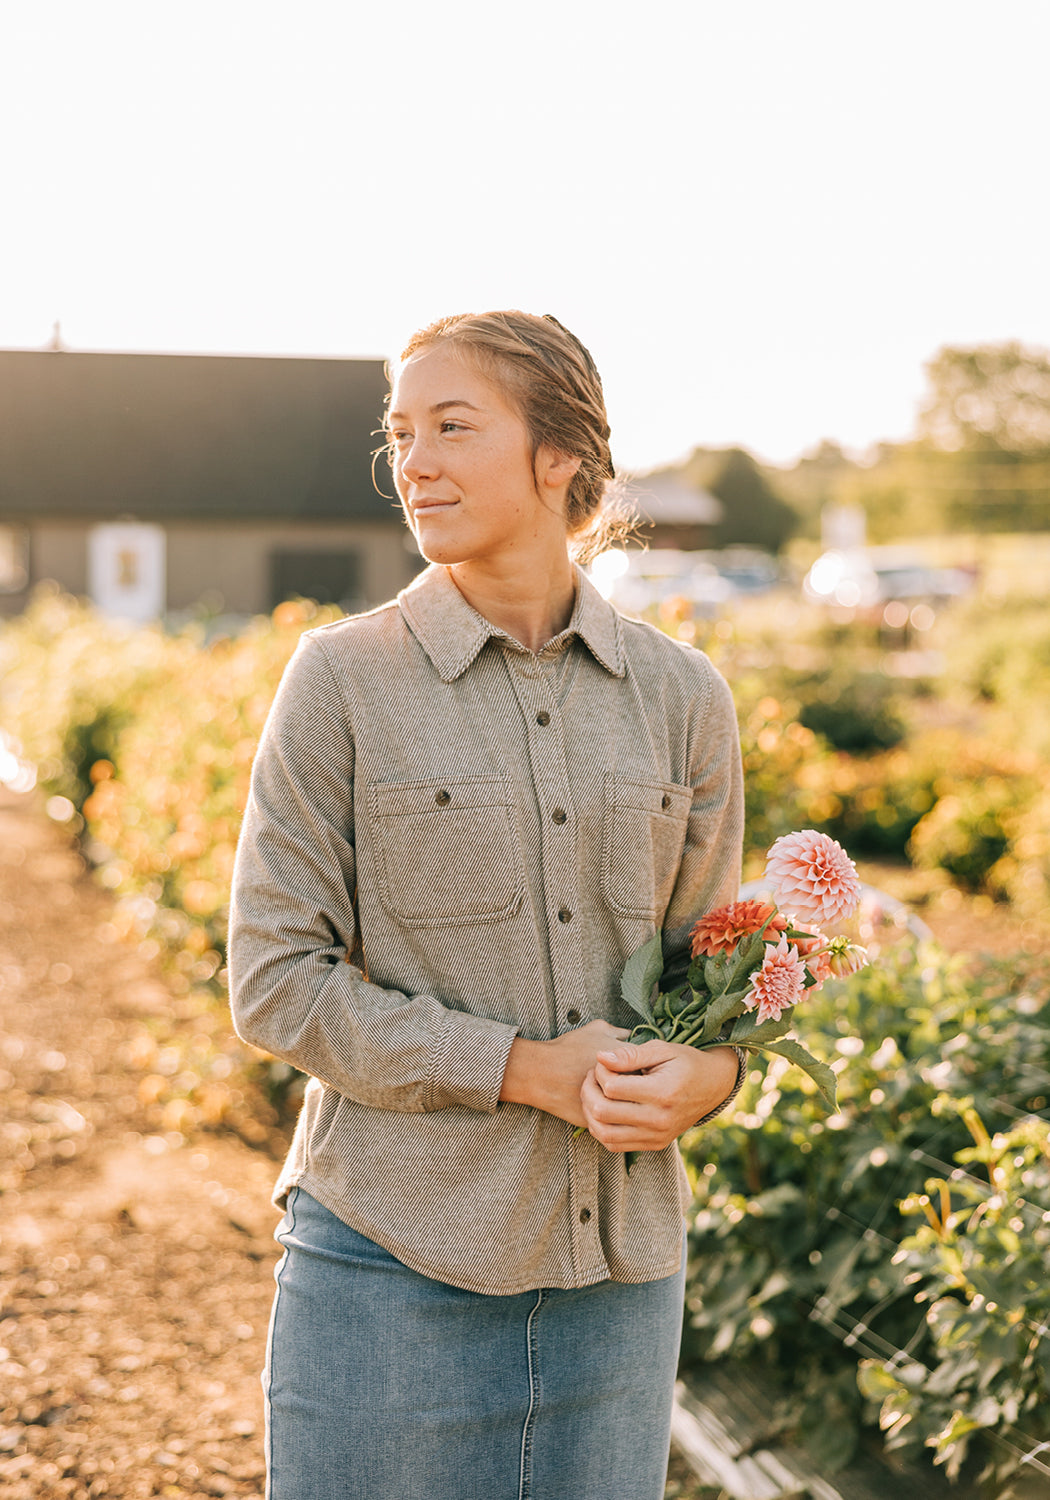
499,1021 -> 630,1128
580,1041 -> 739,1153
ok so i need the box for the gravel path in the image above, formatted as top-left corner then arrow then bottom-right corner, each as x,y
0,789 -> 279,1499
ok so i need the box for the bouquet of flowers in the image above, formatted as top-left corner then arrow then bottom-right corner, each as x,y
619,830 -> 869,1117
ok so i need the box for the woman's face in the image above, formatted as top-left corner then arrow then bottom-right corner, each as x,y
387,345 -> 573,571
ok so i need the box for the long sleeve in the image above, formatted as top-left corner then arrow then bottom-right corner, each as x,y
227,633 -> 518,1114
662,661 -> 745,962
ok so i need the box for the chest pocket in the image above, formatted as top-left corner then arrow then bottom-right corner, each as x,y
601,776 -> 692,920
369,776 -> 526,928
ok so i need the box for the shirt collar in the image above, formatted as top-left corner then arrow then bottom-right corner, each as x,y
398,563 -> 626,683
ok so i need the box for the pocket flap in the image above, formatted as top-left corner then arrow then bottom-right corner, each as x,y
372,776 -> 512,818
607,777 -> 692,818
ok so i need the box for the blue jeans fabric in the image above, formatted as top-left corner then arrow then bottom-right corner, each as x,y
265,1187 -> 686,1500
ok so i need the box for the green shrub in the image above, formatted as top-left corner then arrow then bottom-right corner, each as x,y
858,1104 -> 1050,1490
681,948 -> 1050,1479
0,584 -> 180,807
794,670 -> 908,753
909,781 -> 1032,892
939,597 -> 1050,712
733,682 -> 834,869
0,590 -> 335,1133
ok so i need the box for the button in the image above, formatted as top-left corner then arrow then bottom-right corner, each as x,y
661,793 -> 671,809
579,1208 -> 591,1224
536,711 -> 551,726
566,1009 -> 581,1025
551,808 -> 567,824
558,908 -> 573,923
435,789 -> 451,806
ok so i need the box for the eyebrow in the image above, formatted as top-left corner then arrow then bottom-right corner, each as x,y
386,399 -> 483,423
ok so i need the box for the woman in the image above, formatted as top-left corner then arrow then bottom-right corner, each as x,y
228,311 -> 745,1500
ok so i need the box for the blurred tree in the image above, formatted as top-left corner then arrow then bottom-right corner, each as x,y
912,342 -> 1050,532
919,342 -> 1050,454
682,446 -> 797,551
775,440 -> 853,539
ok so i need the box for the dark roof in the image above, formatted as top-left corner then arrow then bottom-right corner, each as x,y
632,472 -> 722,525
0,349 -> 398,522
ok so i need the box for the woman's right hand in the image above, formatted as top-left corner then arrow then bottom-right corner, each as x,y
499,1020 -> 630,1127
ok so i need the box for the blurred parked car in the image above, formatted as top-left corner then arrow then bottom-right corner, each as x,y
588,549 -> 732,616
589,547 -> 780,617
802,547 -> 974,627
696,547 -> 782,596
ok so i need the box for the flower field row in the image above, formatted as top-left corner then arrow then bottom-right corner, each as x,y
2,583 -> 1049,1491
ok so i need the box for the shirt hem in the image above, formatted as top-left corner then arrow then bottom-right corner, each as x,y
276,1169 -> 681,1296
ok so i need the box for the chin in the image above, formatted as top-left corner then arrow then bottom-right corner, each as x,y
414,538 -> 467,566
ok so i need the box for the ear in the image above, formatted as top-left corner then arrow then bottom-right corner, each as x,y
537,448 -> 582,490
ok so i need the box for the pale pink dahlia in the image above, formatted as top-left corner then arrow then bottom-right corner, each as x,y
789,931 -> 833,988
744,933 -> 808,1024
826,938 -> 869,978
690,899 -> 787,958
764,830 -> 861,927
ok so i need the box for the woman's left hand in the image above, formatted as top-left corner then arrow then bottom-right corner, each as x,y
579,1041 -> 739,1153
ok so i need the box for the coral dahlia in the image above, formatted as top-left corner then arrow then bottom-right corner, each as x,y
690,899 -> 787,958
789,931 -> 833,988
764,830 -> 861,927
745,933 -> 808,1024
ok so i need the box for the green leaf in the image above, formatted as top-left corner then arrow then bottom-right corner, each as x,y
703,953 -> 733,995
664,985 -> 690,1019
726,931 -> 767,989
743,1037 -> 838,1112
620,932 -> 663,1023
687,957 -> 710,989
698,988 -> 746,1041
729,1012 -> 794,1045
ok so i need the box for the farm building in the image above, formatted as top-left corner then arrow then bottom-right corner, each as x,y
0,346 -> 418,621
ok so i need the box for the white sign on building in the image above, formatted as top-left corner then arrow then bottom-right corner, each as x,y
87,523 -> 166,623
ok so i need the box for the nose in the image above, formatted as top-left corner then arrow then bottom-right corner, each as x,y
399,433 -> 439,485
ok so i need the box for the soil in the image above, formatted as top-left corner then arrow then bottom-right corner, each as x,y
0,788 -> 1032,1500
0,790 -> 278,1499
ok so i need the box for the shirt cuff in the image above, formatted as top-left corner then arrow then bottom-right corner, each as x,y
426,1009 -> 520,1113
693,1044 -> 746,1127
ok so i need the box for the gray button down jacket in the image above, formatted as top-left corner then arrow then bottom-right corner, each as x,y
228,563 -> 744,1295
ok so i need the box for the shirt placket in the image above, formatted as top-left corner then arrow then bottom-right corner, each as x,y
503,644 -> 608,1283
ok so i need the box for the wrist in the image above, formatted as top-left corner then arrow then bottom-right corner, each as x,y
499,1036 -> 549,1110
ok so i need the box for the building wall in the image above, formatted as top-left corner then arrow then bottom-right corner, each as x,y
1,518 -> 418,619
163,519 -> 415,613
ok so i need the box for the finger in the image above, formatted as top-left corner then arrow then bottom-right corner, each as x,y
594,1127 -> 667,1152
593,1063 -> 661,1105
596,1040 -> 676,1072
581,1104 -> 670,1151
584,1081 -> 678,1143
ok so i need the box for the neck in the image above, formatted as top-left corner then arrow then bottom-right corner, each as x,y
447,553 -> 577,653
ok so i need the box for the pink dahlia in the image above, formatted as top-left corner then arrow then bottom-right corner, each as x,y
744,933 -> 808,1024
789,931 -> 833,988
690,899 -> 787,958
764,830 -> 861,928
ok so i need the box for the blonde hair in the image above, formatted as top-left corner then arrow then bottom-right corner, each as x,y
390,310 -> 635,562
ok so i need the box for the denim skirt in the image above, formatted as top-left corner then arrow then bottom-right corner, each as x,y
264,1187 -> 686,1500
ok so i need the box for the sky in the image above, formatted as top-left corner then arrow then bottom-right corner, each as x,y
3,0 -> 1048,472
